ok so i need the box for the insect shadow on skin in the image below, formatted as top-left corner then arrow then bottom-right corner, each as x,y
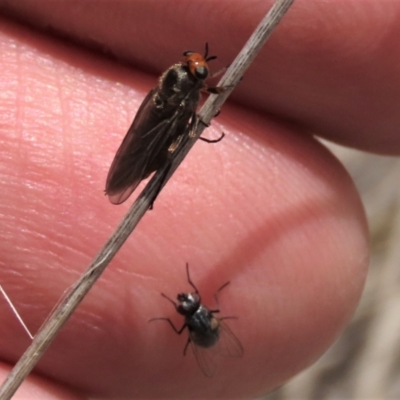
149,263 -> 243,377
105,43 -> 227,206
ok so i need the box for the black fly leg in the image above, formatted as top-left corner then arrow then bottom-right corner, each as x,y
183,337 -> 191,356
199,132 -> 225,143
205,86 -> 226,95
212,282 -> 238,322
185,263 -> 199,294
219,316 -> 238,321
149,317 -> 187,334
150,293 -> 187,330
160,292 -> 178,308
190,113 -> 225,143
214,281 -> 230,309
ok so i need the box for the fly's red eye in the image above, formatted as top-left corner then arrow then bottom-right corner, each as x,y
184,52 -> 209,80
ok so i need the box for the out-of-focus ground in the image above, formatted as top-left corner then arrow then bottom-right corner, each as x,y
265,140 -> 400,400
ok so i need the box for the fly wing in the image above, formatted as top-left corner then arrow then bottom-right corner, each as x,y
217,320 -> 244,358
189,320 -> 243,377
189,338 -> 219,378
106,89 -> 185,204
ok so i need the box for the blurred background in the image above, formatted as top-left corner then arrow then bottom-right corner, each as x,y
265,141 -> 400,399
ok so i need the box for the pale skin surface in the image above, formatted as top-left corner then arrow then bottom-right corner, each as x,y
0,0 -> 397,398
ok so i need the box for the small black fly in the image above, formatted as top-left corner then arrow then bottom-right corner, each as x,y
106,44 -> 225,205
150,263 -> 243,377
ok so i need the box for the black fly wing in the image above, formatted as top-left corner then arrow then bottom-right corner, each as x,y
106,89 -> 190,205
106,89 -> 156,204
189,320 -> 243,377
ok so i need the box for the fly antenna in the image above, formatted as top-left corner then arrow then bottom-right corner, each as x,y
204,42 -> 217,62
204,42 -> 209,58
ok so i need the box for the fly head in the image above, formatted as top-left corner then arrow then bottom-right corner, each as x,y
176,292 -> 200,316
183,43 -> 217,80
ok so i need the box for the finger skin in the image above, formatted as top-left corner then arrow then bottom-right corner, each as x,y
1,0 -> 400,154
0,18 -> 368,398
0,364 -> 84,400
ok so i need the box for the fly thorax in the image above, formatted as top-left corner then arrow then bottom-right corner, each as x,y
152,92 -> 165,109
172,83 -> 181,93
158,65 -> 187,97
157,64 -> 180,90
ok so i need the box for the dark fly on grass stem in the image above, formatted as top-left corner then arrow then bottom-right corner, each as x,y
150,263 -> 243,377
105,44 -> 226,205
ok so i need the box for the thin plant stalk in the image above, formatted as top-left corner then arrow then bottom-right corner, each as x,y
0,1 -> 295,398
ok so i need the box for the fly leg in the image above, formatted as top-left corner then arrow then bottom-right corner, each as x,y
212,282 -> 238,324
189,113 -> 225,143
203,77 -> 239,96
149,317 -> 187,335
219,316 -> 238,321
183,337 -> 191,356
199,132 -> 225,143
160,292 -> 178,308
149,317 -> 190,355
204,85 -> 226,95
150,293 -> 188,330
214,281 -> 230,308
185,262 -> 199,294
198,80 -> 237,143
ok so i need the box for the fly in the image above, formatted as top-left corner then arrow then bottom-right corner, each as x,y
150,263 -> 243,377
106,44 -> 225,205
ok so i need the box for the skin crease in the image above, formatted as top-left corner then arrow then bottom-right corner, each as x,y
1,0 -> 391,398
